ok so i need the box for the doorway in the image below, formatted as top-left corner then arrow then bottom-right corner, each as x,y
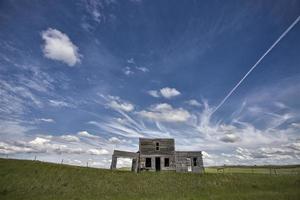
155,157 -> 161,171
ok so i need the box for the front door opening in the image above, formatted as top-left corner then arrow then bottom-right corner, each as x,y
155,157 -> 161,171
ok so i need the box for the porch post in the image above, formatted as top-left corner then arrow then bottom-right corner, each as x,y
110,155 -> 117,170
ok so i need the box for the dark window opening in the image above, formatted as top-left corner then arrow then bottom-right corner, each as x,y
193,157 -> 197,166
164,158 -> 169,167
155,142 -> 159,151
145,158 -> 151,168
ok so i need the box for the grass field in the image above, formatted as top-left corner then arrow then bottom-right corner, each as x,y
205,165 -> 300,175
0,158 -> 300,200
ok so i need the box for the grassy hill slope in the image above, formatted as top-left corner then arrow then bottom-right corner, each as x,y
0,158 -> 299,200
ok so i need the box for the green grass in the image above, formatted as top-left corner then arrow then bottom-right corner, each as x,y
205,166 -> 300,174
0,158 -> 300,200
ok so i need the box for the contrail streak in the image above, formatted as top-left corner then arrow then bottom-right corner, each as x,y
211,16 -> 300,116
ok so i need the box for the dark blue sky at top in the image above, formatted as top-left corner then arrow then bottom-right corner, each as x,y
0,0 -> 300,163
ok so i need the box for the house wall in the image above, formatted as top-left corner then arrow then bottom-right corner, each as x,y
175,151 -> 204,173
139,138 -> 175,155
139,138 -> 176,171
139,154 -> 176,171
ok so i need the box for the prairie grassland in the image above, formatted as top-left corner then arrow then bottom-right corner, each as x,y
205,166 -> 300,175
0,158 -> 299,200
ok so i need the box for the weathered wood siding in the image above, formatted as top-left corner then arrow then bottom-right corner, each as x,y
113,150 -> 139,158
139,138 -> 175,155
110,150 -> 139,172
139,138 -> 176,171
175,151 -> 204,173
139,155 -> 176,171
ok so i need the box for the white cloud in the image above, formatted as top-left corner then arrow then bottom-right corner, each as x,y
29,137 -> 50,146
138,103 -> 190,122
0,142 -> 35,154
109,100 -> 134,112
0,134 -> 111,156
60,135 -> 80,142
77,131 -> 99,139
1,76 -> 298,167
123,66 -> 134,76
37,118 -> 55,123
222,144 -> 300,162
160,87 -> 181,98
201,151 -> 211,159
105,96 -> 134,112
147,90 -> 160,98
220,134 -> 240,143
87,148 -> 109,155
147,87 -> 181,99
136,66 -> 149,72
291,123 -> 300,129
186,99 -> 202,107
286,142 -> 300,151
274,102 -> 288,109
127,58 -> 135,64
108,137 -> 122,144
41,28 -> 82,66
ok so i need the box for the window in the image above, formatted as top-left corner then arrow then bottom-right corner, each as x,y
145,158 -> 151,168
155,142 -> 159,151
164,158 -> 169,167
187,158 -> 192,172
193,157 -> 197,166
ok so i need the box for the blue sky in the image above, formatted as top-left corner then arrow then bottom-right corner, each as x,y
0,0 -> 300,167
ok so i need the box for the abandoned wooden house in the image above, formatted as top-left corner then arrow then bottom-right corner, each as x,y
110,138 -> 204,173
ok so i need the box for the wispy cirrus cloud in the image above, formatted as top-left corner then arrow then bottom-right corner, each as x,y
36,118 -> 55,123
48,99 -> 73,108
0,1 -> 299,169
93,89 -> 300,165
123,58 -> 149,76
88,120 -> 144,138
0,80 -> 43,118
